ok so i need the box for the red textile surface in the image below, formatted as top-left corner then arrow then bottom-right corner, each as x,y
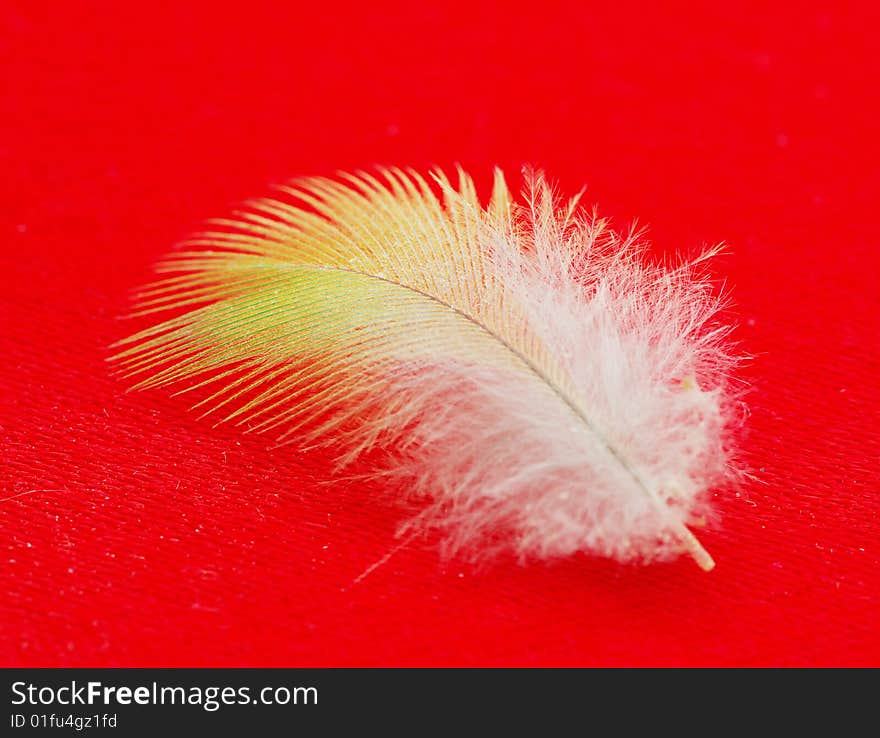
2,1 -> 878,667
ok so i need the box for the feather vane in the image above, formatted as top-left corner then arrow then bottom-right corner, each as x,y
112,167 -> 739,570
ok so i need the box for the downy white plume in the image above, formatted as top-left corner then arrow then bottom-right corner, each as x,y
111,167 -> 740,570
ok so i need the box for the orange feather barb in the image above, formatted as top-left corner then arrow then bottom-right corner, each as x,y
111,167 -> 743,571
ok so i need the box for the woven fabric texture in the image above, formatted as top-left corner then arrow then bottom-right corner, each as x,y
2,1 -> 878,666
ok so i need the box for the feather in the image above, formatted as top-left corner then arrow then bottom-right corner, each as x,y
110,166 -> 741,571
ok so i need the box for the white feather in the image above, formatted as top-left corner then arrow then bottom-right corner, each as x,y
112,167 -> 741,570
380,177 -> 737,568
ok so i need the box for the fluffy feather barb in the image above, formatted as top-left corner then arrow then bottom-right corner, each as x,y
111,167 -> 740,570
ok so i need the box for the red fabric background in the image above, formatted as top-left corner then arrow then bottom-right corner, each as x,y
2,1 -> 878,666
